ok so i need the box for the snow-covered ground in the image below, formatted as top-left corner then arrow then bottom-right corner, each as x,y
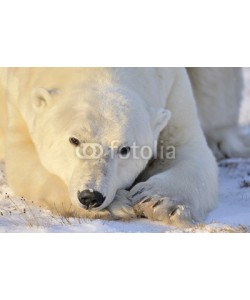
1,68 -> 250,233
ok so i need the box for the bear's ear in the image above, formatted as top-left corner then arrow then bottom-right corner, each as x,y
151,108 -> 171,138
31,87 -> 53,111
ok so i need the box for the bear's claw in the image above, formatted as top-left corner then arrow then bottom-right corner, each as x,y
133,196 -> 194,228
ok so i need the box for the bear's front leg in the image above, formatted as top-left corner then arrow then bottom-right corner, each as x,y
127,149 -> 218,228
126,68 -> 218,227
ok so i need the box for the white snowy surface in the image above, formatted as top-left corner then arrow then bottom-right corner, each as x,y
1,158 -> 250,233
0,68 -> 250,233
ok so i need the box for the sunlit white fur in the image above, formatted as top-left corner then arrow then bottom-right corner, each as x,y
0,68 -> 247,226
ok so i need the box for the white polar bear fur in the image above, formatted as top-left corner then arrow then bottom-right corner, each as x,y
187,68 -> 250,159
0,68 -> 247,226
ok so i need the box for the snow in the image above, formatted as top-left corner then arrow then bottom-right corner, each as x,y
1,158 -> 250,232
1,68 -> 250,233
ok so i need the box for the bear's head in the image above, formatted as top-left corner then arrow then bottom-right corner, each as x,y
29,71 -> 171,211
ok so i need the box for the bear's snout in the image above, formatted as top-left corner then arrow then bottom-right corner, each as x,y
77,189 -> 105,210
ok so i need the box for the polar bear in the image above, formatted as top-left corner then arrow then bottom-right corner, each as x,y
0,68 -> 248,227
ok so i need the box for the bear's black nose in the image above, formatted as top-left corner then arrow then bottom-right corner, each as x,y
77,190 -> 105,209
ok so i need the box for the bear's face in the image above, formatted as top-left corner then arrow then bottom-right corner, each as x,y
30,85 -> 171,211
